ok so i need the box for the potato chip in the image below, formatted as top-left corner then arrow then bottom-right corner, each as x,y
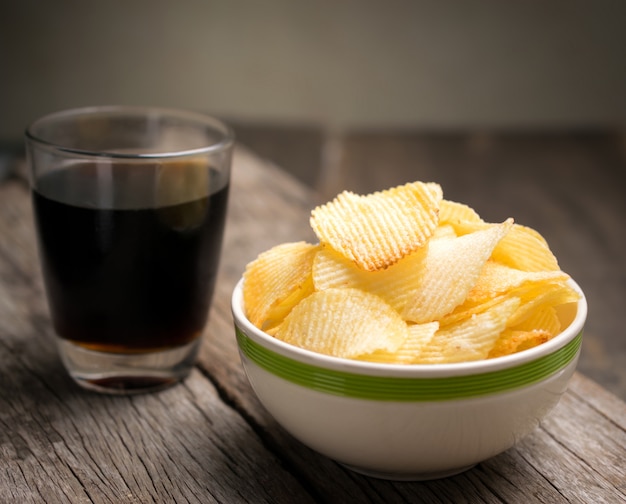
312,245 -> 428,314
243,178 -> 577,365
357,322 -> 439,364
511,305 -> 560,335
310,182 -> 443,271
439,199 -> 483,224
507,282 -> 580,328
438,292 -> 510,328
488,329 -> 551,358
413,297 -> 520,364
492,224 -> 561,272
452,221 -> 559,271
486,304 -> 562,358
243,242 -> 318,330
432,224 -> 457,239
465,260 -> 570,305
401,219 -> 513,323
441,275 -> 575,329
274,288 -> 408,359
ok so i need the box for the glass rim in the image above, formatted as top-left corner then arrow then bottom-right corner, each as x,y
25,105 -> 235,159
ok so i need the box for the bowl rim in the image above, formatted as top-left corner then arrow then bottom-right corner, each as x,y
231,277 -> 587,378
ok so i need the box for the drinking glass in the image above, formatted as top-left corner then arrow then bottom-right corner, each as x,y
25,106 -> 233,394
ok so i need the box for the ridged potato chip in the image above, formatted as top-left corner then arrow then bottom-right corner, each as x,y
441,277 -> 577,330
438,293 -> 510,328
452,221 -> 560,271
312,245 -> 429,314
413,297 -> 520,364
274,288 -> 408,359
439,199 -> 483,224
507,282 -> 580,328
243,242 -> 318,330
492,224 -> 561,272
243,179 -> 578,365
488,329 -> 551,358
356,322 -> 439,364
310,181 -> 443,271
432,224 -> 457,239
512,305 -> 561,335
401,220 -> 513,324
465,261 -> 570,306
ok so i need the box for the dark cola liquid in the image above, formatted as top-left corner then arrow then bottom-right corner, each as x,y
32,162 -> 229,353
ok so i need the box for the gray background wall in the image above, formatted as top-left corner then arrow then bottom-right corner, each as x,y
1,0 -> 625,140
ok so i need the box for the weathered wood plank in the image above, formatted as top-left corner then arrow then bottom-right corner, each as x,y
540,380 -> 626,490
0,368 -> 319,503
1,146 -> 624,503
196,148 -> 626,503
568,372 -> 626,432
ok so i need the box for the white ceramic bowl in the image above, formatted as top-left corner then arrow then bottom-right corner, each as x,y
232,278 -> 587,481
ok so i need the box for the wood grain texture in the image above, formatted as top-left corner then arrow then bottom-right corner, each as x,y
0,146 -> 624,503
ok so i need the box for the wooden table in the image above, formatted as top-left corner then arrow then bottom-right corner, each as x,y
1,147 -> 624,503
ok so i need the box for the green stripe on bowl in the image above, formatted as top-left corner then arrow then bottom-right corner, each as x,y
236,328 -> 582,401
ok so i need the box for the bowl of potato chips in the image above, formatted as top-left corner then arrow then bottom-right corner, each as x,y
232,181 -> 587,480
